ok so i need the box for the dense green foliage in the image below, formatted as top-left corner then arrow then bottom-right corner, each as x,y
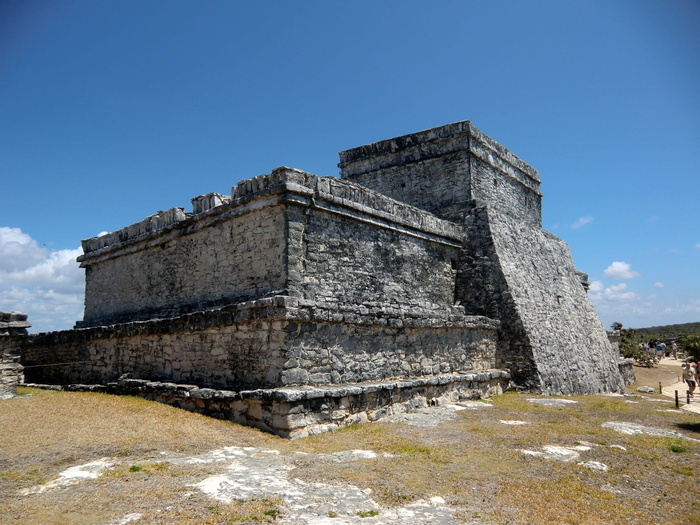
677,335 -> 700,359
612,321 -> 700,365
614,323 -> 657,367
634,321 -> 700,341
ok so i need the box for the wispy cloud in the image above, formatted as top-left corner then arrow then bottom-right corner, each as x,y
602,283 -> 637,301
0,227 -> 84,333
589,282 -> 643,327
589,283 -> 638,303
603,261 -> 641,280
589,284 -> 700,329
589,280 -> 604,293
571,216 -> 593,229
654,282 -> 664,288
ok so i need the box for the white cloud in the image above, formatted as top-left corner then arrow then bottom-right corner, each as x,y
588,282 -> 644,328
589,280 -> 604,292
589,283 -> 639,304
603,283 -> 637,301
0,227 -> 46,272
654,282 -> 664,288
589,284 -> 700,329
603,261 -> 641,280
0,227 -> 84,333
695,243 -> 700,249
571,216 -> 593,229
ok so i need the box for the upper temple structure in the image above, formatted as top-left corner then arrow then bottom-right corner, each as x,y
11,121 -> 627,437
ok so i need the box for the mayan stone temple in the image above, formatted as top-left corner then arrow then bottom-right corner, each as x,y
9,121 -> 628,437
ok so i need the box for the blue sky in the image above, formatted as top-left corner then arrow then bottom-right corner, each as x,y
1,0 -> 698,333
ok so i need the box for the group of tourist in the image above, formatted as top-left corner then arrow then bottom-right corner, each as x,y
646,340 -> 678,359
682,359 -> 699,397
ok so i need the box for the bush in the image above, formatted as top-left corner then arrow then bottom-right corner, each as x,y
677,335 -> 700,358
617,325 -> 657,367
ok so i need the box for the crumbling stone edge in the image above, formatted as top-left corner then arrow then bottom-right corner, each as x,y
25,370 -> 509,439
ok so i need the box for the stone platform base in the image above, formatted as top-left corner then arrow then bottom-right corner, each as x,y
26,369 -> 509,438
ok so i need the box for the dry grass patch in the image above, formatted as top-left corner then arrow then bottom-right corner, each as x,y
3,365 -> 700,524
5,387 -> 280,457
491,475 -> 651,525
291,387 -> 700,523
633,362 -> 684,389
0,387 -> 289,524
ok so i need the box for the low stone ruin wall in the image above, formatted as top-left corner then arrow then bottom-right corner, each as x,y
21,297 -> 500,390
618,358 -> 636,386
0,355 -> 24,400
1,311 -> 29,399
27,369 -> 509,438
0,311 -> 31,337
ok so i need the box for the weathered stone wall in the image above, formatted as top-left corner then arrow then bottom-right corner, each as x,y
457,205 -> 624,394
607,330 -> 620,354
300,208 -> 459,309
22,296 -> 499,389
0,355 -> 24,400
281,302 -> 498,386
23,303 -> 287,388
79,205 -> 287,327
0,311 -> 31,338
458,205 -> 539,389
618,358 -> 636,386
290,175 -> 463,306
339,121 -> 542,226
0,311 -> 29,399
469,155 -> 541,226
608,331 -> 637,385
340,122 -> 624,395
78,167 -> 465,328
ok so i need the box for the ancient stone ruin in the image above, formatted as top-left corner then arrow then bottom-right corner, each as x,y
12,121 -> 628,436
0,312 -> 29,399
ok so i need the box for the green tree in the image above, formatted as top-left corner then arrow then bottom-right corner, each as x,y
616,324 -> 656,367
678,335 -> 700,359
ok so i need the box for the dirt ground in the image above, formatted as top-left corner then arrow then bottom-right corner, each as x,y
634,359 -> 685,390
1,361 -> 699,525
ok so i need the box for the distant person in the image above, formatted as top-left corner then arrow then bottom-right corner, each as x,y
682,360 -> 696,397
656,342 -> 664,359
671,341 -> 678,359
